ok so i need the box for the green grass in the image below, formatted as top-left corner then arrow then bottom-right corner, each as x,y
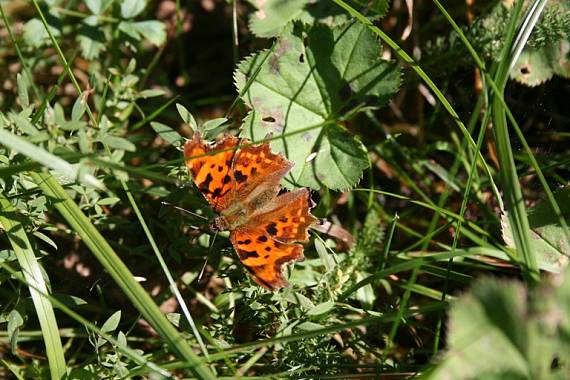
0,0 -> 569,378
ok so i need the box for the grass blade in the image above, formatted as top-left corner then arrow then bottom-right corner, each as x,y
0,195 -> 67,379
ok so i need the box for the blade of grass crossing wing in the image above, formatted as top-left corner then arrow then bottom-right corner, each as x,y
0,195 -> 67,380
30,172 -> 216,379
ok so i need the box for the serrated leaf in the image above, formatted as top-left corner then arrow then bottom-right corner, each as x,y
150,122 -> 182,147
428,268 -> 570,379
511,48 -> 553,86
120,0 -> 146,19
429,279 -> 530,379
501,187 -> 570,273
236,22 -> 400,190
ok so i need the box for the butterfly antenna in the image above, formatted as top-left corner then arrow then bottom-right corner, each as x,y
160,201 -> 209,220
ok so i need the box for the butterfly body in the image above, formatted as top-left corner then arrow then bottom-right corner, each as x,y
184,133 -> 316,290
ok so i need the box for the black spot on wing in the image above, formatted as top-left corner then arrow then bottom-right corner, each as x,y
265,247 -> 271,252
237,239 -> 252,245
266,222 -> 278,236
257,235 -> 268,243
223,174 -> 231,184
238,249 -> 259,259
234,170 -> 247,183
200,173 -> 214,191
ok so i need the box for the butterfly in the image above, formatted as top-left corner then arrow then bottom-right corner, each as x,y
184,132 -> 317,290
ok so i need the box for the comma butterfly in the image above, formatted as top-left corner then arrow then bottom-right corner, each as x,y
184,133 -> 317,290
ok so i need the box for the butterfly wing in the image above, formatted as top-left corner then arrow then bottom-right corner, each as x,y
230,189 -> 317,290
231,140 -> 293,200
184,133 -> 238,212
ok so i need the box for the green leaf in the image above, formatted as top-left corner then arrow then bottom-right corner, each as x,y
429,279 -> 530,379
150,121 -> 183,147
98,310 -> 121,347
85,0 -> 102,14
60,120 -> 87,131
296,321 -> 325,331
249,0 -> 390,38
427,267 -> 570,379
176,103 -> 198,130
138,89 -> 165,98
97,197 -> 120,206
249,0 -> 310,38
307,300 -> 335,316
98,135 -> 136,152
549,40 -> 570,79
201,117 -> 228,140
510,48 -> 553,87
71,93 -> 87,121
131,21 -> 166,47
10,113 -> 39,136
23,15 -> 61,48
501,187 -> 570,273
7,309 -> 24,354
120,0 -> 146,19
16,74 -> 29,108
236,22 -> 400,190
77,21 -> 106,60
101,310 -> 121,334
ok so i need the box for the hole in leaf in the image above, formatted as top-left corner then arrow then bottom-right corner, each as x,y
262,116 -> 276,123
299,53 -> 304,63
520,65 -> 531,75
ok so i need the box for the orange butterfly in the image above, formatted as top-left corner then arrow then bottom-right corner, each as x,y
184,133 -> 317,290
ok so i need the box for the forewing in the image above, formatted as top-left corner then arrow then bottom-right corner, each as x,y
232,141 -> 293,200
184,133 -> 238,212
251,189 -> 317,243
230,228 -> 304,290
